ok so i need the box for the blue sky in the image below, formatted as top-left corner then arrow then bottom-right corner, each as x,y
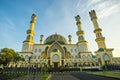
0,0 -> 120,57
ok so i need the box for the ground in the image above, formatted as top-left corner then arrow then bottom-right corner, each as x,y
1,71 -> 120,80
49,72 -> 120,80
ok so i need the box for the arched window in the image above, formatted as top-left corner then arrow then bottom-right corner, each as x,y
34,49 -> 37,53
21,55 -> 23,58
82,55 -> 86,58
52,54 -> 59,62
32,55 -> 36,59
63,47 -> 67,53
45,47 -> 49,53
71,49 -> 73,52
104,54 -> 110,65
74,49 -> 77,53
62,53 -> 64,57
104,54 -> 110,60
25,55 -> 29,59
87,55 -> 91,58
39,49 -> 41,52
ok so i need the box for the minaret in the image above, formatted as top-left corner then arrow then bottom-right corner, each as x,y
68,35 -> 72,44
75,15 -> 85,42
89,10 -> 106,49
89,10 -> 114,66
40,35 -> 44,44
75,15 -> 90,52
22,14 -> 37,52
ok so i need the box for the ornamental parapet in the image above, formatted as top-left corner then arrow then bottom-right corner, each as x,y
76,30 -> 84,35
77,40 -> 88,44
95,37 -> 105,42
91,16 -> 97,21
30,20 -> 36,23
27,29 -> 35,35
94,28 -> 102,33
23,40 -> 34,43
76,21 -> 81,25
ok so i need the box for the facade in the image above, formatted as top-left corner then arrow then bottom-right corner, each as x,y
9,10 -> 120,69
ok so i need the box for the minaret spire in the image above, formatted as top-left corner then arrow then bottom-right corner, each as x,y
23,14 -> 37,43
40,35 -> 44,44
22,14 -> 37,52
75,15 -> 85,42
30,13 -> 37,31
68,35 -> 72,44
89,10 -> 106,49
75,15 -> 90,52
75,15 -> 82,31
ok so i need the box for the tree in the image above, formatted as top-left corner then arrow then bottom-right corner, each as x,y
13,52 -> 25,62
0,48 -> 25,66
0,48 -> 13,65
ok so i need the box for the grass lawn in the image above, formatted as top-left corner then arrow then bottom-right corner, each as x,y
38,74 -> 50,80
88,71 -> 120,79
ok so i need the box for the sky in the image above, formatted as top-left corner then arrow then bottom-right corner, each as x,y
0,0 -> 120,57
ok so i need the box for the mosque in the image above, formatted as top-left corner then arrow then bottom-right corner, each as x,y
10,10 -> 120,70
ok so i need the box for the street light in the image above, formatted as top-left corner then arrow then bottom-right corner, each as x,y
40,59 -> 45,74
0,53 -> 2,72
27,56 -> 31,80
40,60 -> 43,74
33,63 -> 37,80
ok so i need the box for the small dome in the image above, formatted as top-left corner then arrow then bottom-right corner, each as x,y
98,48 -> 104,52
44,33 -> 67,44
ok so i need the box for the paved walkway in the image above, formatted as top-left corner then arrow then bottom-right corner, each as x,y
14,74 -> 43,80
49,72 -> 119,80
49,73 -> 79,80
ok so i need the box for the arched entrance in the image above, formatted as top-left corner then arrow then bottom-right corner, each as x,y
104,54 -> 110,65
54,62 -> 59,68
47,42 -> 65,68
52,54 -> 60,68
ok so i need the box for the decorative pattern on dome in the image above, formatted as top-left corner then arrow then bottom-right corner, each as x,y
44,33 -> 67,44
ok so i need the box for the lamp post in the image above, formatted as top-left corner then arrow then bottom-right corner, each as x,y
40,59 -> 45,74
0,52 -> 4,72
33,63 -> 37,80
0,53 -> 2,72
27,56 -> 31,80
0,53 -> 1,66
40,60 -> 43,74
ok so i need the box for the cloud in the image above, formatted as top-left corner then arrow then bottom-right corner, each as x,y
98,4 -> 119,18
94,1 -> 120,19
113,47 -> 120,57
0,11 -> 15,31
87,0 -> 101,6
74,0 -> 120,19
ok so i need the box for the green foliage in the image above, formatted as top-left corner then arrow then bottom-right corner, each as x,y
52,49 -> 59,52
89,71 -> 120,79
13,52 -> 25,62
0,72 -> 27,80
42,66 -> 48,72
0,48 -> 25,66
39,74 -> 50,80
103,65 -> 108,71
0,48 -> 14,65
